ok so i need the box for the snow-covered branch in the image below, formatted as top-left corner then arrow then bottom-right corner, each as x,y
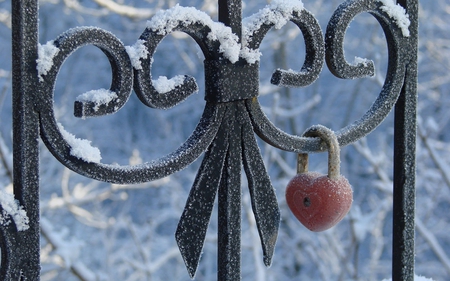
415,218 -> 450,275
41,218 -> 99,281
352,139 -> 393,194
418,122 -> 450,191
92,0 -> 156,19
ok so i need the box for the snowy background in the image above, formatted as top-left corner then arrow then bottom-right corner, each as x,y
0,0 -> 448,280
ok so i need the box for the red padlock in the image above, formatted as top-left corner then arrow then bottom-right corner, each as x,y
286,125 -> 353,232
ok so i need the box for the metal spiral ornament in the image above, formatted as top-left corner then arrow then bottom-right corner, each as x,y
6,0 -> 418,280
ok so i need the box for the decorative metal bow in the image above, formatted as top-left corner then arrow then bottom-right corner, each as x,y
141,2 -> 327,277
32,0 -> 410,279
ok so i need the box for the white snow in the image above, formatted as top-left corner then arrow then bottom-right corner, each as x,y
239,47 -> 262,65
146,0 -> 306,64
382,275 -> 434,281
147,5 -> 208,35
378,0 -> 411,37
37,41 -> 60,82
58,123 -> 102,163
243,0 -> 304,34
206,27 -> 240,63
147,4 -> 240,63
0,189 -> 29,231
241,0 -> 304,63
350,207 -> 372,241
152,75 -> 186,93
353,56 -> 370,67
76,89 -> 118,111
125,39 -> 149,70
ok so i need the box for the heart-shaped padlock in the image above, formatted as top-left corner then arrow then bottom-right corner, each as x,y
285,125 -> 353,232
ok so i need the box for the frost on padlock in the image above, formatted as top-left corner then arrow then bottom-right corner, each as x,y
285,125 -> 353,232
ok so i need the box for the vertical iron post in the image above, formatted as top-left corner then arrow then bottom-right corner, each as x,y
219,0 -> 242,40
217,107 -> 243,280
393,0 -> 418,280
10,0 -> 41,279
218,0 -> 242,281
217,1 -> 243,280
4,0 -> 420,279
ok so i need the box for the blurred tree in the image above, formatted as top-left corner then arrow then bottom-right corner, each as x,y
0,0 -> 447,280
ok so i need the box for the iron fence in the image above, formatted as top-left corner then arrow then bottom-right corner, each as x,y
4,0 -> 417,280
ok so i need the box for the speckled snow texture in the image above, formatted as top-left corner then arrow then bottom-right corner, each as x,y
379,0 -> 410,37
58,123 -> 102,163
146,0 -> 305,64
353,56 -> 370,67
37,41 -> 59,81
125,39 -> 149,70
243,0 -> 304,35
76,89 -> 118,111
152,75 -> 185,93
0,190 -> 30,231
242,0 -> 305,63
146,4 -> 240,63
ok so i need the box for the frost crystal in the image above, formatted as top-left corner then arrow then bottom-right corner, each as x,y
353,56 -> 370,67
147,5 -> 240,63
58,123 -> 102,163
153,75 -> 186,93
239,48 -> 262,65
378,0 -> 410,37
37,41 -> 60,82
147,5 -> 207,35
125,39 -> 149,70
0,190 -> 29,231
76,89 -> 118,111
244,0 -> 304,32
242,0 -> 304,63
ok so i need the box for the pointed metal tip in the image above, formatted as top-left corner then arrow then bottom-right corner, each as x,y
263,255 -> 272,268
175,229 -> 202,280
176,246 -> 199,279
188,268 -> 196,280
261,230 -> 278,268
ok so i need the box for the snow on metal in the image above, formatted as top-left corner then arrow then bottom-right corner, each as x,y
8,0 -> 418,280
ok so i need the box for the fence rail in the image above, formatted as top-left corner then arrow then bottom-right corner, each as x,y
4,0 -> 418,280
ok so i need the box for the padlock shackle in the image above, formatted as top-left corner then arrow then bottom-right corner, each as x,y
299,125 -> 340,179
297,153 -> 309,174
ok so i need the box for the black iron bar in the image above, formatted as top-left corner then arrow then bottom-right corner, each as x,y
219,0 -> 242,41
217,2 -> 243,279
10,0 -> 40,279
393,1 -> 418,280
5,0 -> 420,280
217,105 -> 243,281
393,68 -> 417,281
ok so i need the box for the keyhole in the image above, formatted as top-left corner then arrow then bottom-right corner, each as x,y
303,197 -> 311,207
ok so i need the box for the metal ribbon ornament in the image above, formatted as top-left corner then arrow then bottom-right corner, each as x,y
3,0 -> 412,279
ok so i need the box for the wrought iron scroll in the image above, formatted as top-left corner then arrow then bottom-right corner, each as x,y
7,0 -> 418,280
